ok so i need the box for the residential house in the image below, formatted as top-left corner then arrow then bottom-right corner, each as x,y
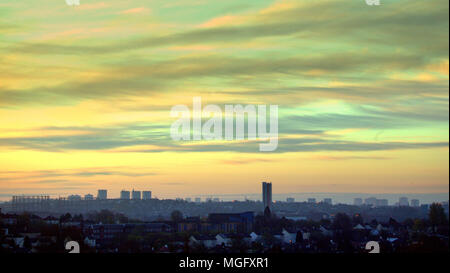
189,235 -> 217,248
282,228 -> 298,244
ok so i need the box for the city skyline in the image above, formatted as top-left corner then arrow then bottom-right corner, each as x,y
0,0 -> 448,199
3,186 -> 448,206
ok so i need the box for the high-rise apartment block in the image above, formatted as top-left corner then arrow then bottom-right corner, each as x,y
262,182 -> 272,210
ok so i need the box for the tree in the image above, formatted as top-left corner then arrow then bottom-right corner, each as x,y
97,210 -> 115,224
261,231 -> 276,247
388,217 -> 400,230
191,242 -> 207,253
295,231 -> 304,244
332,213 -> 353,252
429,203 -> 447,232
370,219 -> 378,227
117,213 -> 129,224
332,213 -> 352,231
59,213 -> 72,223
17,213 -> 31,229
251,241 -> 264,253
72,214 -> 83,222
23,236 -> 32,250
171,210 -> 183,222
264,207 -> 271,219
403,218 -> 414,228
230,237 -> 248,253
412,219 -> 425,232
352,214 -> 363,225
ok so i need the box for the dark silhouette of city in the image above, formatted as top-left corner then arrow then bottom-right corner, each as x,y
0,182 -> 448,253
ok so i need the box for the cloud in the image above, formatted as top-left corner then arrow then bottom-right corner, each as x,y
1,53 -> 445,108
72,171 -> 157,177
0,0 -> 447,156
119,7 -> 150,15
1,1 -> 447,112
76,2 -> 109,11
0,167 -> 159,182
220,158 -> 275,165
0,101 -> 447,154
309,155 -> 393,161
2,129 -> 445,153
159,182 -> 186,186
8,0 -> 448,57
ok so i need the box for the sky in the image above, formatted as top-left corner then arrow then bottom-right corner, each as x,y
0,0 -> 448,200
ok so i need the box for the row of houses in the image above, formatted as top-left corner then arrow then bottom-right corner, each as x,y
189,229 -> 307,248
0,230 -> 58,252
177,212 -> 254,233
187,221 -> 414,251
1,213 -> 72,226
82,212 -> 254,248
85,223 -> 172,241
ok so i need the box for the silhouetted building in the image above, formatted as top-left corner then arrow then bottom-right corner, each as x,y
399,197 -> 409,207
11,195 -> 50,211
354,198 -> 363,206
308,198 -> 316,204
365,197 -> 377,206
209,211 -> 254,233
262,182 -> 272,210
411,199 -> 420,207
323,198 -> 332,205
364,197 -> 388,207
132,190 -> 141,200
97,190 -> 107,200
376,199 -> 388,207
143,191 -> 152,200
120,190 -> 130,200
84,194 -> 94,200
286,197 -> 295,203
67,195 -> 81,201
